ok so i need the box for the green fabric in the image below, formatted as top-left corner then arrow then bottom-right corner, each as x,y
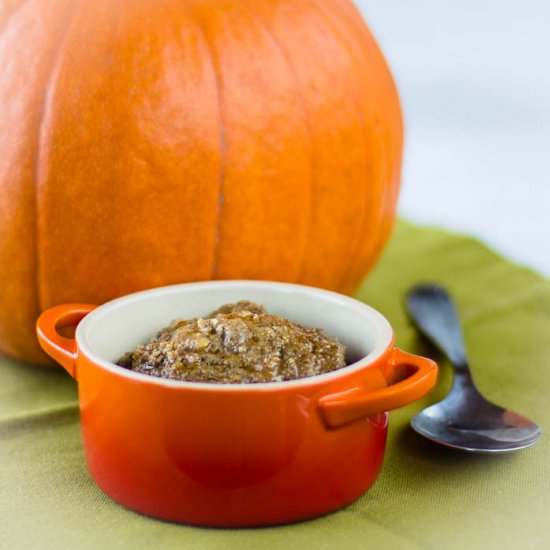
1,220 -> 549,550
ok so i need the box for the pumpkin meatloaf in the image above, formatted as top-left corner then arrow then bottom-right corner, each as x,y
117,301 -> 346,383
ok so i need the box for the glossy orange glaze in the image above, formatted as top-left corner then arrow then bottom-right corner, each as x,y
1,0 -> 402,364
36,304 -> 435,526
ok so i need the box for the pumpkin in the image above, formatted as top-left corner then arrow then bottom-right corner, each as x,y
0,0 -> 402,365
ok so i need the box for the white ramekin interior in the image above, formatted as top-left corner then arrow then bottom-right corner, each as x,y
76,281 -> 393,389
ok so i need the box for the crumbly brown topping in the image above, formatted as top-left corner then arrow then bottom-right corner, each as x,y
117,300 -> 346,383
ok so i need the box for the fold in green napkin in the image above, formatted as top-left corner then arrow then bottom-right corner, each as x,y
1,220 -> 549,549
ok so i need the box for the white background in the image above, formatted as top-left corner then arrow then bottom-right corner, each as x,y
356,0 -> 550,277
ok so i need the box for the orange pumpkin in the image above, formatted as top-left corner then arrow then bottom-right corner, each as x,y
0,0 -> 402,364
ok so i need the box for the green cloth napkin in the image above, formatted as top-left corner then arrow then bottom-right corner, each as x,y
1,220 -> 549,550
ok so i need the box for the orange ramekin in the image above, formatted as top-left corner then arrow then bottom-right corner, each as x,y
36,281 -> 437,527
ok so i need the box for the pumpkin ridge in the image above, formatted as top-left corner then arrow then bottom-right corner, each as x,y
313,1 -> 365,291
330,0 -> 389,289
326,0 -> 402,289
244,0 -> 315,283
34,0 -> 82,312
308,0 -> 371,289
187,1 -> 313,281
188,3 -> 226,280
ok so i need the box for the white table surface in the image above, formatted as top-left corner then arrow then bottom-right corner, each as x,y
356,0 -> 550,278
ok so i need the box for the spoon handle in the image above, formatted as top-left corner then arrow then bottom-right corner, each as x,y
405,284 -> 469,369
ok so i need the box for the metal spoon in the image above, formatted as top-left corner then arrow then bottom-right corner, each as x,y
406,283 -> 541,453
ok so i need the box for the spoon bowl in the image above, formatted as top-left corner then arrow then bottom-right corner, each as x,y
411,393 -> 541,453
406,284 -> 541,453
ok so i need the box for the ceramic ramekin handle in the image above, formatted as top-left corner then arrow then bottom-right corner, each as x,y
36,304 -> 97,379
319,348 -> 438,428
